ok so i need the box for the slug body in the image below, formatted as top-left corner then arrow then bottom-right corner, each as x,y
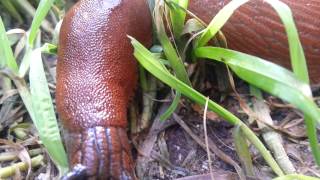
57,0 -> 320,179
189,0 -> 320,83
56,0 -> 151,179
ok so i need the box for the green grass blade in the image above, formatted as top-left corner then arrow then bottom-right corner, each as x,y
28,0 -> 55,46
195,47 -> 320,164
130,36 -> 237,125
29,48 -> 68,175
233,126 -> 255,177
19,0 -> 55,77
0,17 -> 18,72
195,0 -> 249,48
263,2 -> 315,166
160,92 -> 181,121
167,0 -> 189,38
129,36 -> 284,175
154,2 -> 191,117
265,0 -> 309,83
155,4 -> 191,85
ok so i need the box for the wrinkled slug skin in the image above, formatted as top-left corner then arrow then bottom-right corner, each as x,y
56,0 -> 151,179
189,0 -> 320,83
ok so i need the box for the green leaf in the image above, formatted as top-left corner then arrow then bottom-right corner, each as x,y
264,0 -> 309,83
130,36 -> 284,176
154,3 -> 191,85
195,47 -> 320,165
0,17 -> 18,72
19,0 -> 55,77
160,92 -> 181,121
195,0 -> 249,48
130,36 -> 236,124
28,0 -> 55,46
167,0 -> 189,38
29,48 -> 68,175
233,126 -> 255,177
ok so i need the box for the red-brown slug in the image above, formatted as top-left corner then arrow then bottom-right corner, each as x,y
56,0 -> 320,179
57,0 -> 151,179
189,0 -> 320,83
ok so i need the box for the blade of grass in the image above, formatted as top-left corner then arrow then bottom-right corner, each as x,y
160,92 -> 181,121
154,2 -> 191,119
28,0 -> 55,46
13,0 -> 54,34
19,0 -> 55,77
158,57 -> 182,121
195,0 -> 249,48
29,48 -> 68,175
0,17 -> 18,92
129,36 -> 284,176
195,47 -> 320,165
233,126 -> 255,177
154,1 -> 191,85
195,47 -> 313,104
0,17 -> 18,72
1,0 -> 68,175
167,0 -> 189,38
265,0 -> 308,83
265,1 -> 318,167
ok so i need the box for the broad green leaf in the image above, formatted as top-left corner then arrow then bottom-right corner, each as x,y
195,47 -> 311,96
29,48 -> 68,175
195,47 -> 320,164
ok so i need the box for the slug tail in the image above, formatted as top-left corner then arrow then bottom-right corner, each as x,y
64,126 -> 135,180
